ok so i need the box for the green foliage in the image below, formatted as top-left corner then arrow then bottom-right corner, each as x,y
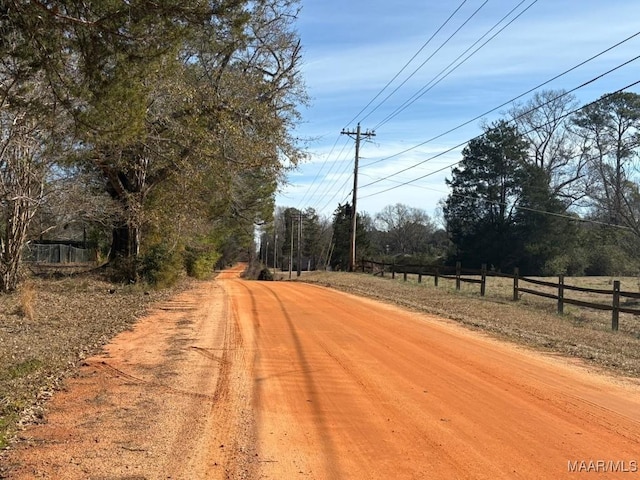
330,203 -> 370,271
541,251 -> 589,277
513,165 -> 581,275
444,120 -> 530,270
3,358 -> 43,380
0,357 -> 44,448
2,0 -> 307,285
139,243 -> 183,288
185,247 -> 221,280
585,244 -> 637,276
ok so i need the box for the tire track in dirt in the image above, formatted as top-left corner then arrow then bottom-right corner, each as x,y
242,280 -> 345,478
1,277 -> 255,480
4,269 -> 640,479
225,278 -> 640,479
89,361 -> 219,401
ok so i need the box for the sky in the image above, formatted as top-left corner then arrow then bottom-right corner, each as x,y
275,0 -> 640,224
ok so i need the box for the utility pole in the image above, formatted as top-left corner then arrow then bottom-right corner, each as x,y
289,213 -> 294,280
341,123 -> 375,272
273,228 -> 278,275
297,210 -> 302,277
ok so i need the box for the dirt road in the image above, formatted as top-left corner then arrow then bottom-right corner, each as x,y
3,266 -> 640,479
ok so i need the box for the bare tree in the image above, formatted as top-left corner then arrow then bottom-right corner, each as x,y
0,108 -> 50,292
572,92 -> 640,227
508,90 -> 587,206
375,203 -> 436,255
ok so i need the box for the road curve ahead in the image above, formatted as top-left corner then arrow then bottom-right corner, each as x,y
223,275 -> 640,480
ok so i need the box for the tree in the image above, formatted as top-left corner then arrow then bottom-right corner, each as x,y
572,92 -> 640,230
444,120 -> 530,270
508,89 -> 586,205
0,112 -> 47,291
512,164 -> 580,274
2,0 -> 307,282
374,203 -> 436,256
330,203 -> 369,271
301,208 -> 330,271
0,48 -> 62,291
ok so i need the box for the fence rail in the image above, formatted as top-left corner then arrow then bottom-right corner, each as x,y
24,243 -> 96,264
361,259 -> 640,331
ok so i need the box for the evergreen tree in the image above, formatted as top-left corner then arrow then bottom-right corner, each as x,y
444,120 -> 529,270
1,0 -> 307,284
330,203 -> 369,271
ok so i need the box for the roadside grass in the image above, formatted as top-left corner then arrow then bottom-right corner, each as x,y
0,275 -> 180,453
295,271 -> 640,379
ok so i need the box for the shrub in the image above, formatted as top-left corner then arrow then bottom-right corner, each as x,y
257,268 -> 274,281
184,247 -> 221,280
139,243 -> 183,288
586,245 -> 636,276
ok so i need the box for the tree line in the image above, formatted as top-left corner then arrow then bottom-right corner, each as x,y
444,90 -> 640,275
259,202 -> 447,272
0,0 -> 306,292
265,90 -> 640,277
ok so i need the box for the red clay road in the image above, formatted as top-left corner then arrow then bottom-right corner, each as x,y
3,265 -> 640,479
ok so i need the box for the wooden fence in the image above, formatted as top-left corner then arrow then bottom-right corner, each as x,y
361,259 -> 640,331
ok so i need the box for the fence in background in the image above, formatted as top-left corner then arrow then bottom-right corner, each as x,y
361,259 -> 640,331
24,243 -> 96,264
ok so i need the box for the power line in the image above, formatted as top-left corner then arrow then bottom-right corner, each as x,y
359,79 -> 640,200
343,0 -> 470,129
359,54 -> 640,189
358,0 -> 490,125
373,0 -> 537,130
288,16 -> 640,220
361,29 -> 640,170
297,1 -> 473,211
315,162 -> 356,214
295,135 -> 351,209
369,179 -> 633,231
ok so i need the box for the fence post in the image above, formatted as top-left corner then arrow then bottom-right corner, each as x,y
557,274 -> 564,315
434,269 -> 439,287
513,267 -> 519,301
456,262 -> 461,291
481,264 -> 487,297
392,261 -> 395,280
418,272 -> 422,283
612,280 -> 620,331
403,271 -> 407,282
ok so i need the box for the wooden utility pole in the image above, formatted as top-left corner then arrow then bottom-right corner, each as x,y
289,214 -> 294,280
297,210 -> 302,277
273,229 -> 277,275
341,123 -> 375,272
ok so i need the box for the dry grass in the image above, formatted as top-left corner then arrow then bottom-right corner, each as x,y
295,271 -> 640,379
17,282 -> 36,321
0,273 -> 185,452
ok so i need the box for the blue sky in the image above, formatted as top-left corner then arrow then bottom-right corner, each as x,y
275,0 -> 640,224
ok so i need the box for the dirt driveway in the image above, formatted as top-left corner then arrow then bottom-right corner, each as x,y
3,266 -> 640,478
